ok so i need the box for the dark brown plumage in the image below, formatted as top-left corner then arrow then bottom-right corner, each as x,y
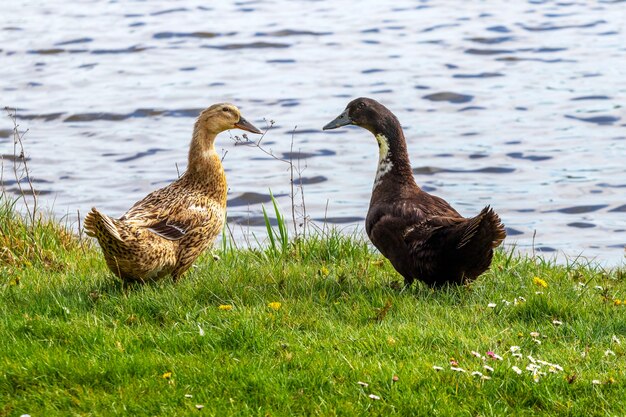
323,97 -> 506,286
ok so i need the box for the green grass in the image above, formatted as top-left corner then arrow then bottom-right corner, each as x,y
1,197 -> 625,416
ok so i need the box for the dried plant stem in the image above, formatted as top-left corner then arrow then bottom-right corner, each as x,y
231,119 -> 309,241
296,144 -> 308,239
289,127 -> 297,236
4,106 -> 37,225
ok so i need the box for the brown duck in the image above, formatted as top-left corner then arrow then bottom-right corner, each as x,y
84,103 -> 261,282
323,97 -> 506,286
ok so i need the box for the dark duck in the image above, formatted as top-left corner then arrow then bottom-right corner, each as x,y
323,97 -> 506,287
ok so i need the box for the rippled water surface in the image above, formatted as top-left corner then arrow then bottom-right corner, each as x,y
2,0 -> 625,265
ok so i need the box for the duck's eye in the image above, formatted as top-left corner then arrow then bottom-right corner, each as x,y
222,107 -> 229,113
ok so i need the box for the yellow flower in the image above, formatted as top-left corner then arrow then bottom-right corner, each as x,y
268,302 -> 281,311
218,304 -> 233,311
162,371 -> 172,379
320,266 -> 330,276
614,299 -> 622,306
371,259 -> 385,267
533,277 -> 548,288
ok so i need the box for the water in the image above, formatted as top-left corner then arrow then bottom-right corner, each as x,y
1,0 -> 625,265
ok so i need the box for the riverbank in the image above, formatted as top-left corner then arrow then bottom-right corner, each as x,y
1,200 -> 625,416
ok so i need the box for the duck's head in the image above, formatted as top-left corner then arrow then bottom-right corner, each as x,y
198,103 -> 262,135
323,97 -> 392,134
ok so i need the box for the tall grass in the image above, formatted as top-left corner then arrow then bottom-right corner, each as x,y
1,195 -> 624,416
261,191 -> 289,257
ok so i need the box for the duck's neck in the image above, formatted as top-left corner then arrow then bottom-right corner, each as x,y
185,122 -> 227,200
372,120 -> 416,190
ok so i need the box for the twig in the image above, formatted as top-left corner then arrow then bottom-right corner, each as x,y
289,126 -> 297,236
225,221 -> 239,251
229,119 -> 309,240
5,106 -> 37,224
1,153 -> 5,200
77,208 -> 86,254
296,144 -> 308,238
323,199 -> 330,237
231,119 -> 287,162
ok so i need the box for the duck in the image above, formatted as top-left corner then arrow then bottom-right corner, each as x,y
323,97 -> 506,287
84,103 -> 261,282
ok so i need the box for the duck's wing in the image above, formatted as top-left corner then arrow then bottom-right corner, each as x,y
120,185 -> 223,241
120,185 -> 177,224
145,218 -> 189,240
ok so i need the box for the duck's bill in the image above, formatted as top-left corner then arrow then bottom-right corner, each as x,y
235,117 -> 262,134
323,110 -> 352,130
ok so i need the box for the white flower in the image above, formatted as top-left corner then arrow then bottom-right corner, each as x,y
536,359 -> 563,372
492,354 -> 503,361
512,353 -> 522,358
592,379 -> 601,385
502,299 -> 511,306
488,303 -> 497,308
527,355 -> 536,363
471,351 -> 483,359
526,364 -> 540,372
612,335 -> 621,345
552,319 -> 563,326
483,365 -> 494,372
594,286 -> 603,291
533,339 -> 542,345
533,373 -> 541,383
535,291 -> 544,295
512,366 -> 522,375
432,366 -> 444,371
481,375 -> 492,380
578,282 -> 586,287
357,381 -> 369,387
195,405 -> 204,410
472,371 -> 484,377
450,367 -> 466,373
198,325 -> 205,337
510,346 -> 521,353
530,331 -> 540,338
184,394 -> 193,398
605,350 -> 616,357
368,394 -> 381,400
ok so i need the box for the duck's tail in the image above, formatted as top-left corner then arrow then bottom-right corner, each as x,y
84,207 -> 124,242
454,206 -> 506,282
457,206 -> 506,251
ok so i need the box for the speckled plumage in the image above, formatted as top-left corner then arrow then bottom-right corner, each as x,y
84,103 -> 261,282
324,97 -> 506,286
